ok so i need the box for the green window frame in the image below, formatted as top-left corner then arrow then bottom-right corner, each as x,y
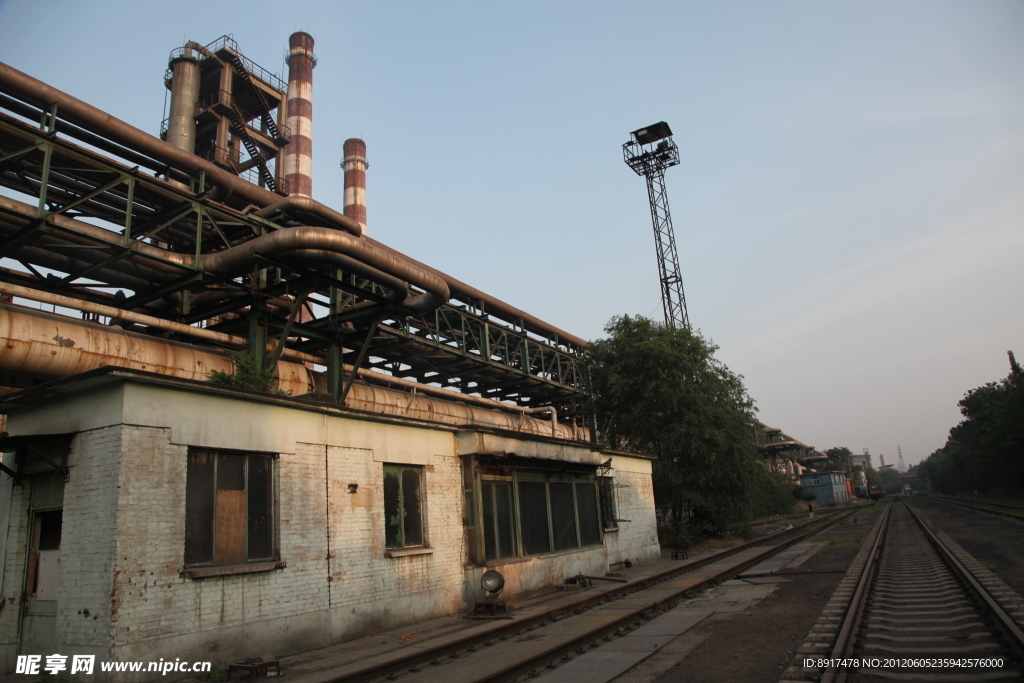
383,464 -> 425,549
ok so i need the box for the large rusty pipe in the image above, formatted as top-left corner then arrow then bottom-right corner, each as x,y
0,282 -> 320,365
251,195 -> 359,235
284,32 -> 315,197
0,60 -> 588,348
0,304 -> 572,438
0,302 -> 314,395
365,236 -> 589,348
199,226 -> 449,312
0,61 -> 358,237
281,250 -> 408,303
0,194 -> 439,311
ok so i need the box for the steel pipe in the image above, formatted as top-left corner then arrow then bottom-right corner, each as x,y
251,195 -> 361,236
199,226 -> 449,313
0,60 -> 353,235
0,282 -> 320,365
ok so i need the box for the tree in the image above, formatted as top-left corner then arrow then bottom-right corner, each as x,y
589,315 -> 761,535
920,350 -> 1024,493
824,446 -> 853,473
879,467 -> 902,494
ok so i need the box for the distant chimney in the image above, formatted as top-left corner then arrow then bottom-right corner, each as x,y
342,138 -> 368,234
284,32 -> 315,197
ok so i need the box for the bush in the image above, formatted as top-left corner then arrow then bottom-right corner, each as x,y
208,350 -> 290,395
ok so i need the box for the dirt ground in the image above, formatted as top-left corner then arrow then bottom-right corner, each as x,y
634,504 -> 884,683
908,495 -> 1024,596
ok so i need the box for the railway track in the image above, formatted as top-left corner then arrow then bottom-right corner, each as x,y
926,494 -> 1024,522
315,508 -> 859,683
811,500 -> 1024,682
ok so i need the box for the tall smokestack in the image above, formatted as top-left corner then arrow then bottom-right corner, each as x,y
285,32 -> 315,197
342,138 -> 367,234
165,45 -> 201,188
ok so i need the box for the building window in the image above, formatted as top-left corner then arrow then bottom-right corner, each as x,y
598,477 -> 618,531
480,472 -> 601,562
185,449 -> 275,567
811,477 -> 820,486
383,465 -> 424,549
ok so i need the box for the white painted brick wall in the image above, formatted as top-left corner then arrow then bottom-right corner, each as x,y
603,470 -> 660,565
56,426 -> 121,650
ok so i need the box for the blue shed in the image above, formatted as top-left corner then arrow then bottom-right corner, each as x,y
799,471 -> 850,507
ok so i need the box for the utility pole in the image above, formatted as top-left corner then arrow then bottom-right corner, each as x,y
623,122 -> 688,329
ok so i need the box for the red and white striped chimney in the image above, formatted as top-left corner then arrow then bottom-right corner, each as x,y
342,138 -> 368,234
284,32 -> 316,197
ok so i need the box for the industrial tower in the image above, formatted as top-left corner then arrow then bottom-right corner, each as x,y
623,122 -> 689,329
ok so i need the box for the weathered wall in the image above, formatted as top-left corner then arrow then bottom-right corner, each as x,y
0,467 -> 32,671
602,455 -> 661,567
0,381 -> 659,678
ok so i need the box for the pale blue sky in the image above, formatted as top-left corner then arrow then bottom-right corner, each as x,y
1,0 -> 1021,467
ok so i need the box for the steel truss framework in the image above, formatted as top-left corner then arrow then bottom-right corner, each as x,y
0,104 -> 590,421
623,135 -> 689,329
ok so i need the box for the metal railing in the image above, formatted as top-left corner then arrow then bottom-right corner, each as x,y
204,35 -> 288,92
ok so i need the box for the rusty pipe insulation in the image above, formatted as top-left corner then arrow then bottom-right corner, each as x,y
0,285 -> 565,433
250,195 -> 360,235
281,250 -> 408,303
199,226 -> 449,313
0,95 -> 185,181
0,303 -> 314,396
0,194 -> 439,313
0,61 -> 359,237
342,138 -> 367,234
352,369 -> 565,437
364,235 -> 590,349
284,32 -> 315,198
0,304 -> 570,438
0,282 -> 320,365
0,60 -> 588,349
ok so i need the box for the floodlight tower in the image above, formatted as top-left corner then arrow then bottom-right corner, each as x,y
623,122 -> 688,329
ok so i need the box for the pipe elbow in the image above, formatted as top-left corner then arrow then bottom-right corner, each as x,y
254,196 -> 362,237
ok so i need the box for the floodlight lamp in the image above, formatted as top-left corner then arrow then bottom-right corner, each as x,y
631,121 -> 673,146
481,570 -> 505,597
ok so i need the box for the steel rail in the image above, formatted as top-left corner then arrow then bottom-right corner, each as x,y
321,508 -> 858,683
927,494 -> 1024,520
904,501 -> 1024,649
822,499 -> 1024,683
820,500 -> 892,683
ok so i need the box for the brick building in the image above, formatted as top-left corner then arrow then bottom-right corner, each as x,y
0,368 -> 659,676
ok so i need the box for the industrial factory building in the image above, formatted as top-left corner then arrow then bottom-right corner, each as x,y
0,33 -> 659,676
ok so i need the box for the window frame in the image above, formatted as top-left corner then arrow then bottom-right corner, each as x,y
478,470 -> 602,563
382,463 -> 428,551
183,448 -> 278,572
598,476 -> 619,532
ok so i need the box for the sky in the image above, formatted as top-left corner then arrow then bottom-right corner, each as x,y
0,0 -> 1020,468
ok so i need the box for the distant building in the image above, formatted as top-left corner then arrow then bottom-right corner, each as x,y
799,471 -> 851,507
851,451 -> 872,471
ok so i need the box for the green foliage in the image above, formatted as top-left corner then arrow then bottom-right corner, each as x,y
824,446 -> 853,473
589,315 -> 760,535
919,350 -> 1024,493
879,467 -> 902,494
208,350 -> 290,395
751,471 -> 802,518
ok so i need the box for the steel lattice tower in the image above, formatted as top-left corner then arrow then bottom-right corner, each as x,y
623,122 -> 689,329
